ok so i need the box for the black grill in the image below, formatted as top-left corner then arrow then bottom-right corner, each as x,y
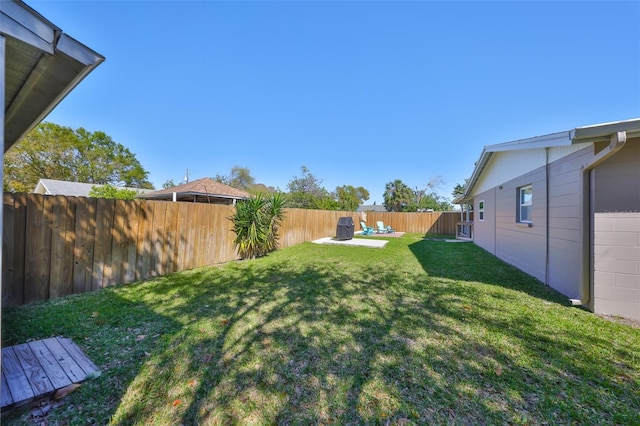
336,217 -> 354,240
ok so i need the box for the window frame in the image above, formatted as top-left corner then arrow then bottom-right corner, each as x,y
478,200 -> 485,222
518,185 -> 533,224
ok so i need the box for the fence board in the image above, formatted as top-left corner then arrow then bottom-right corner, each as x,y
176,203 -> 189,272
91,199 -> 115,290
150,201 -> 166,277
136,201 -> 153,282
72,197 -> 96,294
24,195 -> 51,303
123,201 -> 141,284
49,196 -> 75,298
163,203 -> 178,275
110,199 -> 127,286
3,193 -> 27,305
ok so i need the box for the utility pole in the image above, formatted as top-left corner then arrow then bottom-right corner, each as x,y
184,168 -> 190,184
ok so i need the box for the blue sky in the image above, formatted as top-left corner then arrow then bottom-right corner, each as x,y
26,1 -> 640,204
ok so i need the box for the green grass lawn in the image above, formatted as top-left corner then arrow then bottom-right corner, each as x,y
3,234 -> 640,425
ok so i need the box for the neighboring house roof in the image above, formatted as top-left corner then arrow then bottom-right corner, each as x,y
453,118 -> 640,204
2,0 -> 104,152
137,177 -> 251,203
357,204 -> 387,212
33,179 -> 154,197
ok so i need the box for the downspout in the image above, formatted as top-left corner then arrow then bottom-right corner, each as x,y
572,131 -> 627,307
545,148 -> 550,286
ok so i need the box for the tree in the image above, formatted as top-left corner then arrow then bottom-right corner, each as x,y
231,193 -> 286,259
163,179 -> 177,189
335,185 -> 370,211
4,122 -> 153,192
89,184 -> 139,200
452,181 -> 467,199
227,165 -> 255,190
383,179 -> 414,212
286,166 -> 330,209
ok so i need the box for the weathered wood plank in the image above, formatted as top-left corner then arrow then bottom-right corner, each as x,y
110,199 -> 127,286
92,198 -> 115,290
41,338 -> 87,383
176,203 -> 189,272
72,197 -> 96,294
163,202 -> 178,274
8,193 -> 28,305
55,337 -> 99,375
123,200 -> 141,283
27,340 -> 72,389
2,347 -> 33,407
12,343 -> 54,396
1,370 -> 14,407
3,193 -> 16,305
24,195 -> 51,303
49,196 -> 75,298
150,201 -> 166,277
136,202 -> 153,281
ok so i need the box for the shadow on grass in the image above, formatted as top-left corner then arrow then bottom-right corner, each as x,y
1,289 -> 183,424
4,239 -> 640,424
107,240 -> 639,424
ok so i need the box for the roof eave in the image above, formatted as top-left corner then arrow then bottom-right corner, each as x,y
137,191 -> 249,201
571,118 -> 640,143
455,118 -> 640,203
2,0 -> 105,152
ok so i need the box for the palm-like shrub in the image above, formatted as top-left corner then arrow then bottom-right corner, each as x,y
231,193 -> 286,259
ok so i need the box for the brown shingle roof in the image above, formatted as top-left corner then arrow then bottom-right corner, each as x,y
138,177 -> 251,200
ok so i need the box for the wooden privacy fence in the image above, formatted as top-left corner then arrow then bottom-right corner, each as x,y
2,193 -> 459,306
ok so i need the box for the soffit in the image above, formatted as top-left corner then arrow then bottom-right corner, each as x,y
2,0 -> 104,153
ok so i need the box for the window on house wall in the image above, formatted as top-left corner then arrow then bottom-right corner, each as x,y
478,200 -> 484,221
518,185 -> 532,223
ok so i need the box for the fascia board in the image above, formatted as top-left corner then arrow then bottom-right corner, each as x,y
57,34 -> 104,66
138,192 -> 247,200
572,118 -> 640,143
485,131 -> 572,153
0,0 -> 56,54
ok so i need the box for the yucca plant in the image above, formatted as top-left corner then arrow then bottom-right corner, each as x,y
231,193 -> 286,259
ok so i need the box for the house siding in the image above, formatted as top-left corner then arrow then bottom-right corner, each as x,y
493,167 -> 547,283
546,146 -> 594,297
472,145 -> 596,298
592,140 -> 640,320
473,189 -> 496,254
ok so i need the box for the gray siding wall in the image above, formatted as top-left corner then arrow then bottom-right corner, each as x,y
546,147 -> 594,297
592,140 -> 640,320
473,189 -> 496,254
493,167 -> 547,283
474,145 -> 595,298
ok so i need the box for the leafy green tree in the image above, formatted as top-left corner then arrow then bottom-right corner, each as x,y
416,193 -> 452,211
383,179 -> 414,212
452,181 -> 467,199
89,184 -> 139,200
163,179 -> 177,189
231,193 -> 286,259
335,185 -> 370,211
286,166 -> 330,209
227,165 -> 256,190
4,122 -> 153,192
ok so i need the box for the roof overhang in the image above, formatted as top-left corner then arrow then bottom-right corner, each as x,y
454,118 -> 640,204
2,0 -> 104,152
137,192 -> 250,202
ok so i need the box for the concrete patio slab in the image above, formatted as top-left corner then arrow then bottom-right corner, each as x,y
312,237 -> 388,248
